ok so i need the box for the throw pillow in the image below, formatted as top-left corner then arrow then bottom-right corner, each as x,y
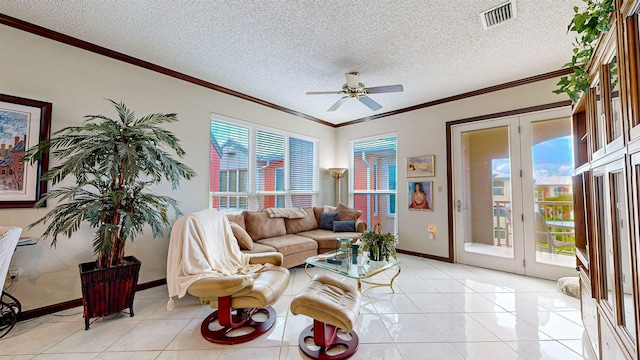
243,211 -> 287,241
337,203 -> 362,221
333,220 -> 356,232
319,212 -> 339,230
323,205 -> 337,213
230,222 -> 253,250
226,213 -> 246,229
285,207 -> 318,234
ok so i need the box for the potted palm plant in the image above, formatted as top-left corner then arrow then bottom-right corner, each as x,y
360,224 -> 397,262
22,100 -> 195,329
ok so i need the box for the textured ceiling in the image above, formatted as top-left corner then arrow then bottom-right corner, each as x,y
0,0 -> 581,125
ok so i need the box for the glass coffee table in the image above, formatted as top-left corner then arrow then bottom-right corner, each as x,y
304,250 -> 401,293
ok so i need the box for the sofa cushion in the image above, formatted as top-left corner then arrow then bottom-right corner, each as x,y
337,203 -> 362,221
313,207 -> 323,224
243,211 -> 286,241
230,222 -> 253,250
226,213 -> 246,229
285,207 -> 318,234
298,229 -> 361,253
256,234 -> 318,255
318,212 -> 338,230
241,242 -> 277,254
333,220 -> 356,232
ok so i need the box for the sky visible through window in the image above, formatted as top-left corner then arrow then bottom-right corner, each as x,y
492,136 -> 574,182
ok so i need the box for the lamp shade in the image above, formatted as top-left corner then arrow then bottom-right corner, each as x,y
329,168 -> 347,178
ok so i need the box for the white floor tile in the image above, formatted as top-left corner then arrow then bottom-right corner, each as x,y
451,341 -> 522,360
4,254 -> 595,359
396,342 -> 464,360
379,313 -> 445,343
106,319 -> 190,351
505,340 -> 585,360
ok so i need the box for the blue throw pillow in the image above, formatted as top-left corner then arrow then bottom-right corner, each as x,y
319,212 -> 338,230
333,220 -> 356,232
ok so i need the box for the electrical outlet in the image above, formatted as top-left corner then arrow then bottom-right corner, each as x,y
8,268 -> 19,281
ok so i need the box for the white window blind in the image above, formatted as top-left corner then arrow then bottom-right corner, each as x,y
350,135 -> 397,234
210,116 -> 318,211
289,137 -> 317,208
210,120 -> 250,211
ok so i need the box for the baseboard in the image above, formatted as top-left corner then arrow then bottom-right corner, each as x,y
17,278 -> 167,322
396,248 -> 453,263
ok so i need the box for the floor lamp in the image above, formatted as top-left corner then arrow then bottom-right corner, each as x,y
329,168 -> 347,206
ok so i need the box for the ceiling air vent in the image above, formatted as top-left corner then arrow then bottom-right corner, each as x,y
481,0 -> 517,29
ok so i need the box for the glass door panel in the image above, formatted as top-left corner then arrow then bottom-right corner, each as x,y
453,117 -> 524,275
529,118 -> 576,269
462,126 -> 513,258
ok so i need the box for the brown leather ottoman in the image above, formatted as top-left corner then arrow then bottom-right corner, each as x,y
290,273 -> 361,360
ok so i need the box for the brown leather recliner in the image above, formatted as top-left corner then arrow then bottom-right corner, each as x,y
188,252 -> 290,344
167,209 -> 290,345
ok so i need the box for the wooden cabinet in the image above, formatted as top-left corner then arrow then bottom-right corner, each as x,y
575,1 -> 640,358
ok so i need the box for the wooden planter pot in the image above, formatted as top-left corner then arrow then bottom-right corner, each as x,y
78,255 -> 141,330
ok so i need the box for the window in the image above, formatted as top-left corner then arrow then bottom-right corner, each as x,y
493,180 -> 505,196
350,134 -> 397,234
210,115 -> 318,211
389,164 -> 396,214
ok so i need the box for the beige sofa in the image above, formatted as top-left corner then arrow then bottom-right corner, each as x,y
225,206 -> 367,268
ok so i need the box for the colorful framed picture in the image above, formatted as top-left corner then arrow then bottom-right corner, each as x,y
408,181 -> 433,211
0,94 -> 52,208
406,155 -> 435,178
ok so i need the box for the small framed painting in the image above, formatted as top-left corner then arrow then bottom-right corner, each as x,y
0,94 -> 52,208
406,155 -> 435,178
408,181 -> 433,211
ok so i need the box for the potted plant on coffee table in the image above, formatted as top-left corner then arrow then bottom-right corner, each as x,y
360,224 -> 397,262
22,100 -> 195,330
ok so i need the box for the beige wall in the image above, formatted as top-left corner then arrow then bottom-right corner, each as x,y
335,78 -> 570,259
0,25 -> 336,310
1,23 -> 570,311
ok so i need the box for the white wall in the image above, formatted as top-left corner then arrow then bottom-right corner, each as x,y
335,78 -> 569,259
1,23 -> 570,311
0,25 -> 336,310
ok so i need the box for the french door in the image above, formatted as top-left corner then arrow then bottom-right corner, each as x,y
452,108 -> 578,280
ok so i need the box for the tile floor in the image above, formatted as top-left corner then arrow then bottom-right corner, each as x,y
0,254 -> 596,359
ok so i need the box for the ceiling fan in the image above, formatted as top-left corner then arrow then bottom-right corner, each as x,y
306,72 -> 404,112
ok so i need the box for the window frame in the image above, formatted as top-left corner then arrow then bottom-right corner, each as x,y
349,132 -> 398,234
210,114 -> 319,211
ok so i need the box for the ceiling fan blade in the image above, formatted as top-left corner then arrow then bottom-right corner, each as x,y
358,95 -> 382,111
306,91 -> 344,95
327,96 -> 349,112
365,84 -> 404,94
345,72 -> 360,88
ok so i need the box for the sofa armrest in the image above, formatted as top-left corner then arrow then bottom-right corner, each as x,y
249,252 -> 284,266
355,220 -> 368,233
188,275 -> 255,298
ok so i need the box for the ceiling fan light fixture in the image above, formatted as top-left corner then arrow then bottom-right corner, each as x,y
306,71 -> 404,112
345,72 -> 360,88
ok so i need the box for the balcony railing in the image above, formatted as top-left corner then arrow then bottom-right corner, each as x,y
493,200 -> 575,254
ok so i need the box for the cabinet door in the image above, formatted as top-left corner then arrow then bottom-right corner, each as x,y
596,157 -> 637,347
608,160 -> 636,344
604,51 -> 624,150
626,10 -> 640,140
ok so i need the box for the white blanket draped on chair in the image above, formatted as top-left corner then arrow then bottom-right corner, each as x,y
166,209 -> 271,309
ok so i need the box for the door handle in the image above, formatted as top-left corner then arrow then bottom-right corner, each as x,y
457,200 -> 462,212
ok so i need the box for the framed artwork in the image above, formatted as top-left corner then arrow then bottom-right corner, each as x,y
0,94 -> 52,208
406,155 -> 435,177
408,181 -> 433,211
